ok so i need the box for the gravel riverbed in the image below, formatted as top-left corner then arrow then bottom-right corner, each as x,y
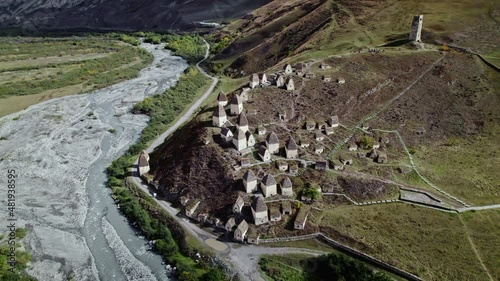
0,42 -> 187,281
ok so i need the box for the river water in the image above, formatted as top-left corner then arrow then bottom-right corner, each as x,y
0,43 -> 188,281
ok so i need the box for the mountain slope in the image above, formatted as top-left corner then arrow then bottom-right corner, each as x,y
0,0 -> 270,31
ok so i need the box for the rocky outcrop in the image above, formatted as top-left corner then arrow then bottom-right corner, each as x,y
150,121 -> 236,217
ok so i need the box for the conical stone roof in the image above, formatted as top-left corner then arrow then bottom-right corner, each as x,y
252,196 -> 268,212
281,177 -> 292,188
286,136 -> 297,150
266,132 -> 279,145
237,112 -> 249,127
217,91 -> 228,102
262,174 -> 276,186
243,170 -> 257,182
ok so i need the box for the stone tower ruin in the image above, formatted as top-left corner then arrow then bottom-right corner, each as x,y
409,15 -> 423,42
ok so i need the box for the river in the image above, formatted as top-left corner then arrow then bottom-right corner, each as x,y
0,42 -> 188,281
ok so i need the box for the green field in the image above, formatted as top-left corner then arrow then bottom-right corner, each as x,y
0,36 -> 153,117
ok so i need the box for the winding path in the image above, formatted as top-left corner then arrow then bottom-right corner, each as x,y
146,39 -> 218,154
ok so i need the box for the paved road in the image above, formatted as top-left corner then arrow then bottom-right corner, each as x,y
146,39 -> 218,154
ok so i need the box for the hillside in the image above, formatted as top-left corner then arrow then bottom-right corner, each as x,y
0,0 -> 269,32
208,0 -> 499,74
144,1 -> 500,280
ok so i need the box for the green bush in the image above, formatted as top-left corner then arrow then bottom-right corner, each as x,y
303,253 -> 392,281
119,35 -> 140,46
162,35 -> 206,63
302,183 -> 322,200
359,135 -> 375,150
144,35 -> 161,44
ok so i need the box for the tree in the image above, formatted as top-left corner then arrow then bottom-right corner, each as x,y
359,135 -> 375,149
202,268 -> 226,281
303,183 -> 322,200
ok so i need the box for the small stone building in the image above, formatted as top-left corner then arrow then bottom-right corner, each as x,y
294,207 -> 309,230
269,206 -> 282,222
284,64 -> 293,75
348,142 -> 358,151
322,76 -> 331,82
337,78 -> 345,84
277,161 -> 288,171
289,163 -> 299,174
285,137 -> 298,159
230,94 -> 243,115
259,73 -> 268,84
243,170 -> 258,193
233,196 -> 244,214
315,160 -> 328,170
295,63 -> 304,74
138,150 -> 150,176
237,112 -> 249,132
261,174 -> 277,197
314,146 -> 324,154
315,131 -> 325,141
304,72 -> 315,79
332,161 -> 344,171
339,154 -> 353,165
240,90 -> 249,102
275,74 -> 285,87
234,220 -> 248,242
266,132 -> 280,154
220,127 -> 233,142
249,74 -> 259,89
185,200 -> 200,218
319,63 -> 331,69
246,131 -> 256,147
247,230 -> 260,245
179,196 -> 190,206
324,127 -> 334,135
252,196 -> 269,225
225,217 -> 236,231
257,125 -> 266,135
329,116 -> 339,127
258,145 -> 271,161
212,105 -> 227,127
318,122 -> 327,130
305,120 -> 316,131
376,152 -> 388,163
367,149 -> 379,159
285,77 -> 295,91
281,201 -> 292,215
300,139 -> 310,148
217,91 -> 228,106
233,129 -> 248,151
280,177 -> 293,196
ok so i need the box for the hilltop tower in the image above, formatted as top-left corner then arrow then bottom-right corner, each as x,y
409,15 -> 423,42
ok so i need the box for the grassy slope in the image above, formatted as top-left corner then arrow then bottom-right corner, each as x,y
460,210 -> 500,281
318,204 -> 494,281
0,36 -> 153,117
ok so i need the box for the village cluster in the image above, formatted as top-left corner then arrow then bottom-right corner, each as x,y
135,60 -> 393,244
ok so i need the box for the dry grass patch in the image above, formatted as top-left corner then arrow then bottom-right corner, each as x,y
318,203 -> 491,281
